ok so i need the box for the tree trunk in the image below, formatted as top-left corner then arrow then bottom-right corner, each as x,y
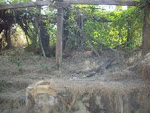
40,22 -> 50,56
63,8 -> 69,50
56,8 -> 63,69
5,27 -> 11,49
77,13 -> 84,50
127,20 -> 132,47
36,5 -> 46,57
142,3 -> 150,55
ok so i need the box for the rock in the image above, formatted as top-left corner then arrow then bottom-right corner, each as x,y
26,79 -> 150,113
131,53 -> 150,78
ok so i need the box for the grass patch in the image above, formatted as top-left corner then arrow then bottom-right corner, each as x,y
0,80 -> 9,92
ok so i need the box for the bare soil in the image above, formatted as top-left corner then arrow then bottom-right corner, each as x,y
0,48 -> 150,113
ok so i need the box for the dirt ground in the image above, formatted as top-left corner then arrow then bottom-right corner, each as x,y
0,47 -> 150,112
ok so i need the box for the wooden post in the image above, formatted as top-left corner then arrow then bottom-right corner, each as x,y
142,3 -> 150,55
56,8 -> 63,69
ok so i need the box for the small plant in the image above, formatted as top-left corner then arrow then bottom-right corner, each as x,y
9,55 -> 25,74
0,80 -> 9,92
9,55 -> 22,67
40,63 -> 49,72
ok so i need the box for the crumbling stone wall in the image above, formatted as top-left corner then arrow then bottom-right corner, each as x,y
26,79 -> 150,113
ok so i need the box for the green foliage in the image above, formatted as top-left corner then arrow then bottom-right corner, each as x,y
0,0 -> 5,4
9,54 -> 22,67
63,5 -> 144,51
84,6 -> 143,49
0,0 -> 145,53
1,0 -> 30,4
45,8 -> 57,47
0,80 -> 9,92
134,110 -> 139,113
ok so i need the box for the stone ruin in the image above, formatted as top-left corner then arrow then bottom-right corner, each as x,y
26,79 -> 150,113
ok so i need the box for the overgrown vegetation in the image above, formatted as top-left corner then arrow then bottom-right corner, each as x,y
64,5 -> 144,51
0,0 -> 148,56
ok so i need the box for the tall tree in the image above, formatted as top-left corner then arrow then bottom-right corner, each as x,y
142,3 -> 150,55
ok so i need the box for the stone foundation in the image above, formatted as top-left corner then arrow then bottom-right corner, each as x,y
26,79 -> 150,113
